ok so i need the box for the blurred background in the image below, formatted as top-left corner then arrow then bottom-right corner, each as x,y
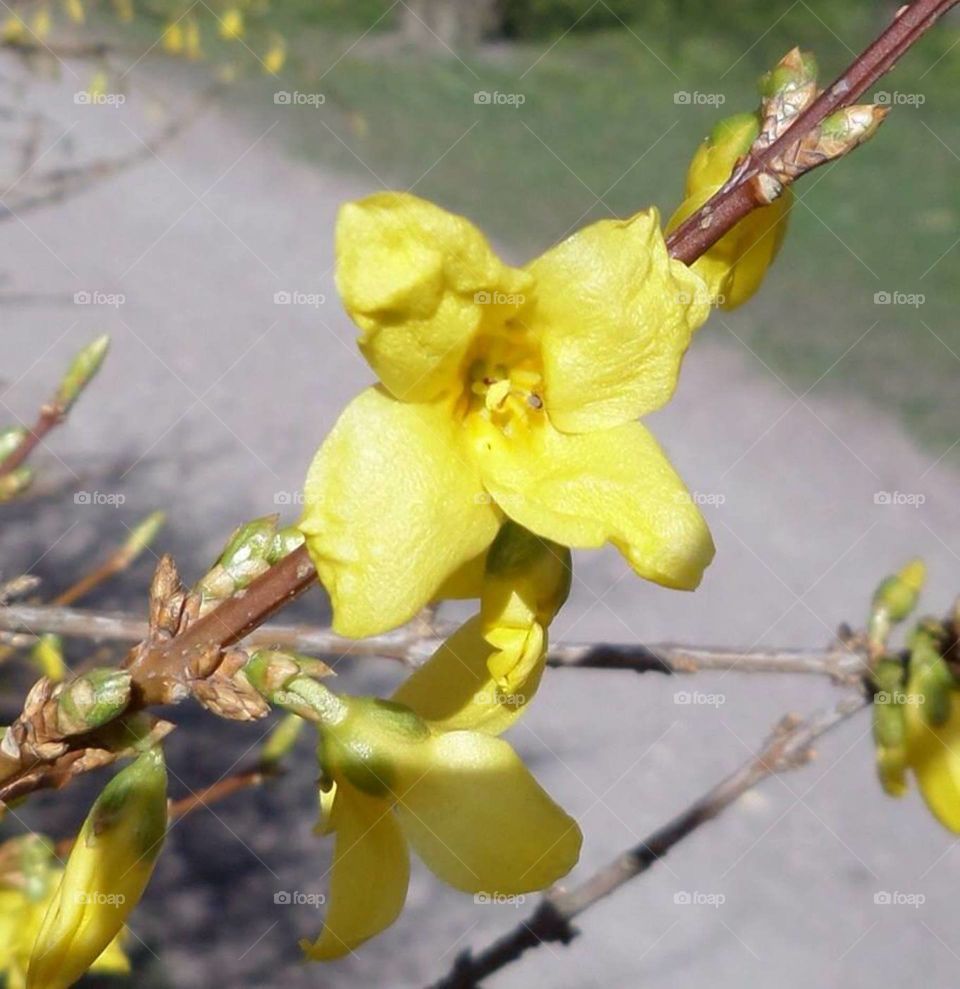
1,1 -> 959,986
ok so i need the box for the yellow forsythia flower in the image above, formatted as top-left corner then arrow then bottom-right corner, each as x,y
218,7 -> 243,39
1,15 -> 26,43
262,34 -> 285,74
394,521 -> 571,733
112,0 -> 134,22
902,625 -> 960,832
184,17 -> 202,60
63,0 -> 84,24
27,748 -> 167,989
31,6 -> 52,40
161,20 -> 184,55
0,838 -> 129,988
300,192 -> 714,637
300,689 -> 581,959
667,113 -> 791,310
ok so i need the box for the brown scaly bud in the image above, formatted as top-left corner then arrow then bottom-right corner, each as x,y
770,104 -> 889,183
191,649 -> 272,721
757,47 -> 819,149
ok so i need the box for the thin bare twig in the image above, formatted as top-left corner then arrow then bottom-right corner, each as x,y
0,601 -> 868,682
429,693 -> 869,989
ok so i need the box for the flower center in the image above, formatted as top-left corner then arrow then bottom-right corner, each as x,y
459,326 -> 544,438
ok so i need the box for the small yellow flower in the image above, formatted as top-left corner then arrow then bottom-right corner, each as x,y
0,838 -> 129,989
298,691 -> 581,960
27,748 -> 167,989
262,34 -> 285,75
218,7 -> 243,39
901,624 -> 960,832
1,15 -> 27,43
63,0 -> 84,25
667,113 -> 791,310
161,21 -> 184,55
31,6 -> 52,40
301,192 -> 714,637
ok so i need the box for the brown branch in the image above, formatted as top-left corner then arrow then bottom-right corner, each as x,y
429,693 -> 869,989
100,0 -> 960,673
0,0 -> 949,805
0,601 -> 868,683
666,0 -> 960,264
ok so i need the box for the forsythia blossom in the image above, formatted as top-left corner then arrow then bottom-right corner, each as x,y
246,653 -> 582,961
301,191 -> 716,637
26,748 -> 168,989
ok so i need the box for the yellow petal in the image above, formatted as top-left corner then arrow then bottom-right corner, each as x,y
528,209 -> 709,433
668,115 -> 789,312
392,614 -> 542,735
477,419 -> 714,590
394,731 -> 581,894
301,785 -> 409,961
668,187 -> 791,311
299,387 -> 500,637
335,192 -> 532,403
88,932 -> 131,974
904,687 -> 960,832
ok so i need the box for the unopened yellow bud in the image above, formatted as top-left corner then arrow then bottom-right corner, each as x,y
2,15 -> 27,43
260,712 -> 305,768
32,6 -> 52,40
218,7 -> 243,39
27,748 -> 167,989
184,18 -> 201,60
262,35 -> 286,75
0,466 -> 34,502
64,0 -> 84,24
32,634 -> 67,682
161,20 -> 184,55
